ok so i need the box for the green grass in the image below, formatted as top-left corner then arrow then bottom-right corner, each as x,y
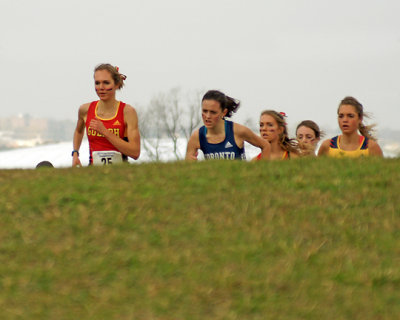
0,158 -> 400,319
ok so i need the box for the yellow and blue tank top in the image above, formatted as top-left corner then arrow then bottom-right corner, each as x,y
199,120 -> 246,160
328,135 -> 369,158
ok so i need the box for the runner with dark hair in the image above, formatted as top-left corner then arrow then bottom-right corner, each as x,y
186,90 -> 270,160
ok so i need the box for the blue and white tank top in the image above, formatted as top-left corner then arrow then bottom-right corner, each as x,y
199,120 -> 246,160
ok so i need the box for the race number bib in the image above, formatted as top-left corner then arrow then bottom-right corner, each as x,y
92,151 -> 123,166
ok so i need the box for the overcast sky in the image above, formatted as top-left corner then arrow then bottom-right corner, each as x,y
1,0 -> 399,133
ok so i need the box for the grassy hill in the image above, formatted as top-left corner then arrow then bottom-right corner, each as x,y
1,158 -> 399,319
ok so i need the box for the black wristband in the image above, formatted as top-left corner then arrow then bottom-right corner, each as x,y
72,150 -> 79,157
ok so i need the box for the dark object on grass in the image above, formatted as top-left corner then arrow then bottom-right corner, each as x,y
36,161 -> 54,169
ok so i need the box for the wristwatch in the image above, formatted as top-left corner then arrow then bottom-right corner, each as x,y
72,150 -> 80,157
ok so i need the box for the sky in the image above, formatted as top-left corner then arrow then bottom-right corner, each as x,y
1,0 -> 400,133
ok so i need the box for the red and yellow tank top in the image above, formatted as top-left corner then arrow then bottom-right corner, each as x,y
328,135 -> 369,158
85,101 -> 126,163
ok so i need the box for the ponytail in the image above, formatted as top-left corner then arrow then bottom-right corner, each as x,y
359,123 -> 376,140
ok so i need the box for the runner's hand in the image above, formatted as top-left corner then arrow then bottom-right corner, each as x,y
72,155 -> 82,167
89,118 -> 107,135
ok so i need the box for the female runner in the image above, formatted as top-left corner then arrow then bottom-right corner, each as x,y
253,110 -> 299,160
186,90 -> 270,160
72,64 -> 140,166
296,120 -> 323,156
318,96 -> 383,158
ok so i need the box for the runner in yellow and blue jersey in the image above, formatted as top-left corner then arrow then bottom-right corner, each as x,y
318,96 -> 383,158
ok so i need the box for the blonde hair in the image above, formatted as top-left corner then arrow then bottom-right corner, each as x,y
94,63 -> 127,89
260,110 -> 300,155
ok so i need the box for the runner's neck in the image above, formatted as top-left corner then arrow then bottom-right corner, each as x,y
97,100 -> 119,117
207,119 -> 225,136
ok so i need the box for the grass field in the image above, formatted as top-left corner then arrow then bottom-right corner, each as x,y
0,158 -> 399,319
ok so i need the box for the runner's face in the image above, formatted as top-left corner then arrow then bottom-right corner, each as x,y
94,70 -> 118,101
296,126 -> 318,147
259,114 -> 282,143
201,99 -> 226,128
338,104 -> 361,134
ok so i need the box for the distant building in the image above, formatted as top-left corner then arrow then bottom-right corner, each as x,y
0,114 -> 75,150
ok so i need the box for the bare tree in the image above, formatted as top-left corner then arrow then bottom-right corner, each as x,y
154,88 -> 182,160
180,89 -> 203,140
243,117 -> 257,133
138,87 -> 203,161
137,103 -> 164,161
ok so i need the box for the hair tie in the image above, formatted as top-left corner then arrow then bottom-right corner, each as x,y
115,66 -> 127,80
279,112 -> 287,126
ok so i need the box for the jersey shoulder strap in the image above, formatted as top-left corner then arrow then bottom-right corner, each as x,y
329,136 -> 339,149
199,126 -> 207,150
360,136 -> 369,150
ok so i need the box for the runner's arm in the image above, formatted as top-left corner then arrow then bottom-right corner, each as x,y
72,104 -> 89,167
185,130 -> 200,161
369,140 -> 383,157
235,124 -> 271,160
317,139 -> 330,156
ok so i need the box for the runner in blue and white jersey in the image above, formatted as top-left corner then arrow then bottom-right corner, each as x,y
186,90 -> 270,161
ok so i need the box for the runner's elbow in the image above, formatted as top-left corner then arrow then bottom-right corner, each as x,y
128,149 -> 140,160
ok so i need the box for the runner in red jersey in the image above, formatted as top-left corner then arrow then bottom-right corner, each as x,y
252,110 -> 300,161
85,100 -> 127,164
72,64 -> 140,166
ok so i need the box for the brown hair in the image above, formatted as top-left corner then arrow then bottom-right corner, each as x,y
94,63 -> 127,89
260,110 -> 300,154
296,120 -> 324,139
202,90 -> 240,118
338,96 -> 376,140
